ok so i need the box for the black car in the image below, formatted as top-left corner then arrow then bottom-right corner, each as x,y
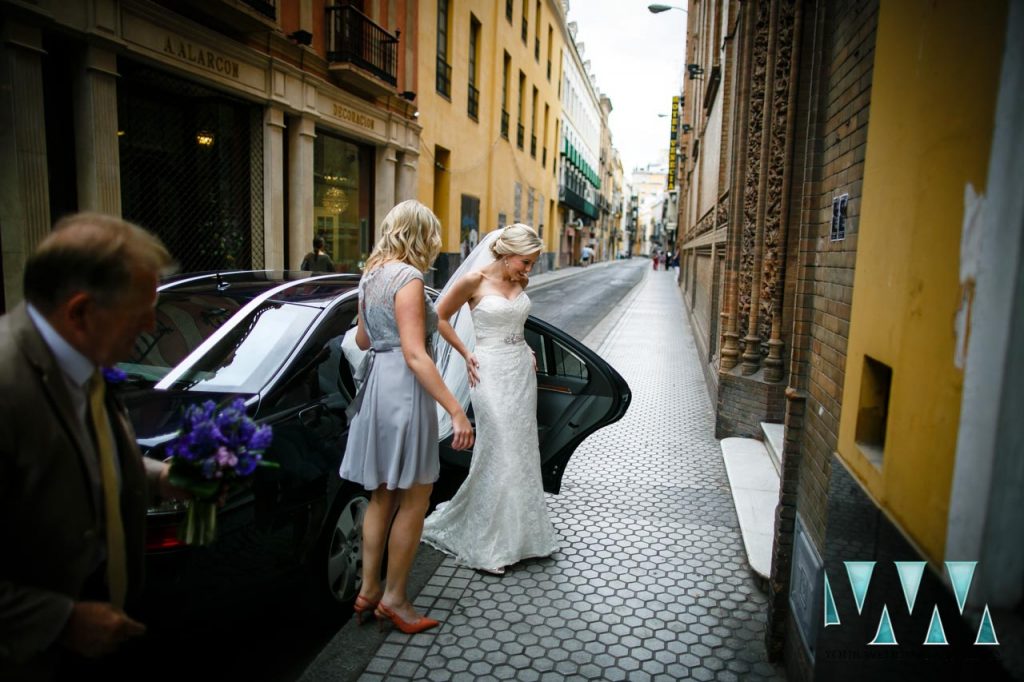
118,270 -> 630,624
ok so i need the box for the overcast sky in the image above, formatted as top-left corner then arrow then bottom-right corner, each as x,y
564,0 -> 687,178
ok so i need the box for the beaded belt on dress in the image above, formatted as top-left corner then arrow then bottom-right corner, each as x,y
478,332 -> 525,347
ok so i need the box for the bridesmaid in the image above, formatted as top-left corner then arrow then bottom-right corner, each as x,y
339,200 -> 474,633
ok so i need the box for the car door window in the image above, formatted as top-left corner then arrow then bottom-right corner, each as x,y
264,301 -> 359,413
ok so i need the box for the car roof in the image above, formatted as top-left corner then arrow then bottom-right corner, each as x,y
158,270 -> 361,308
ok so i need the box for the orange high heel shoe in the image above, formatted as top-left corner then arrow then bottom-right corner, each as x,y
353,595 -> 380,625
374,602 -> 440,634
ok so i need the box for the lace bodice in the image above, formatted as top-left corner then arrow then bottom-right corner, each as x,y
471,292 -> 531,347
360,262 -> 437,348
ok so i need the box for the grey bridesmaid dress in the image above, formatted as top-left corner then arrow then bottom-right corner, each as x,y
339,262 -> 440,490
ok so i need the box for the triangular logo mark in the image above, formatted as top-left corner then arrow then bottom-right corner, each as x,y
924,605 -> 948,645
945,561 -> 977,614
895,561 -> 926,613
844,561 -> 876,615
823,571 -> 840,627
975,605 -> 999,645
869,604 -> 898,645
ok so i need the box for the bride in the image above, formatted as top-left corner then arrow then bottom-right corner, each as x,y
423,223 -> 558,574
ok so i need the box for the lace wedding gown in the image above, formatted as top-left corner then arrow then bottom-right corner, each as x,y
421,291 -> 558,572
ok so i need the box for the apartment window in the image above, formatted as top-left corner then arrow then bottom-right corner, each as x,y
542,103 -> 549,167
546,25 -> 553,80
517,72 -> 526,149
534,1 -> 541,60
436,0 -> 451,98
468,16 -> 480,121
521,0 -> 528,42
530,87 -> 538,158
506,0 -> 513,23
501,52 -> 511,139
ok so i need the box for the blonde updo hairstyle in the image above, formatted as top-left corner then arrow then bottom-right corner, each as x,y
364,200 -> 443,273
490,223 -> 543,259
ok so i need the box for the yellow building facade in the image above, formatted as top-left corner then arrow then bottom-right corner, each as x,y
417,0 -> 567,284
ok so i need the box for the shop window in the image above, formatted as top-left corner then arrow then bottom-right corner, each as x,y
314,132 -> 373,273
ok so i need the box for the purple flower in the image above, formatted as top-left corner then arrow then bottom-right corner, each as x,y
102,366 -> 127,384
166,396 -> 275,492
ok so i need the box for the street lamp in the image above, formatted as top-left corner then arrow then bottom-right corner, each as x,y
648,4 -> 687,14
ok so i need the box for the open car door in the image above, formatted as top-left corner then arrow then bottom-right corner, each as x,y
439,315 -> 631,494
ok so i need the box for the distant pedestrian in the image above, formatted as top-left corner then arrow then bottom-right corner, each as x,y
580,245 -> 593,267
300,236 -> 334,272
652,251 -> 659,271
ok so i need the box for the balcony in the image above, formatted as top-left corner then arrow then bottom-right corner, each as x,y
558,184 -> 598,219
531,134 -> 537,158
535,37 -> 540,61
517,123 -> 525,149
521,18 -> 528,43
547,59 -> 551,81
501,110 -> 510,139
176,0 -> 277,32
468,83 -> 479,121
436,56 -> 452,98
326,5 -> 398,97
542,146 -> 547,167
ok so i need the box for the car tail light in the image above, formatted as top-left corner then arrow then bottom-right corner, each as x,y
146,524 -> 185,551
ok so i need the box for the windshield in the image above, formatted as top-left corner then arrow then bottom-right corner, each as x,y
119,292 -> 319,394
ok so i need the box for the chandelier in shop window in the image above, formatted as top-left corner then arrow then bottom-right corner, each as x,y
322,175 -> 349,214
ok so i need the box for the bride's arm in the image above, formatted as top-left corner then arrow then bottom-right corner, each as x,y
436,273 -> 482,386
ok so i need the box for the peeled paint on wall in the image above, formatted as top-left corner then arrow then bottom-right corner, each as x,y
955,183 -> 985,369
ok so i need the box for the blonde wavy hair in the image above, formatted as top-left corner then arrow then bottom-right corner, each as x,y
364,200 -> 443,273
490,223 -> 543,258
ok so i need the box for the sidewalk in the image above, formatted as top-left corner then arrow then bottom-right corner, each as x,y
304,269 -> 785,681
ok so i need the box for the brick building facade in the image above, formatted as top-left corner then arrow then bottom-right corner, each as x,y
674,0 -> 1021,679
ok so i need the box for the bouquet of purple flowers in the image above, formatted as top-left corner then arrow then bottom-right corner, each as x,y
165,398 -> 276,545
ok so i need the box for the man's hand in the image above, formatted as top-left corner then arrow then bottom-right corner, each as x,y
61,602 -> 146,658
156,462 -> 190,501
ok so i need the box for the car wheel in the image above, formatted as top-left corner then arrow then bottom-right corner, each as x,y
318,488 -> 369,608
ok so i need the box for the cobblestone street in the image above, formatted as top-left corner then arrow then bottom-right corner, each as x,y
347,270 -> 787,681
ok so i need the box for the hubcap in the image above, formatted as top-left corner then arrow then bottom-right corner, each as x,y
326,494 -> 368,604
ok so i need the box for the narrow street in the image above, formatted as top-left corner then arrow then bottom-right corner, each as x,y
301,267 -> 785,681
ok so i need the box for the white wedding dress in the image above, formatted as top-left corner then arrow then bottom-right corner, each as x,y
421,291 -> 558,572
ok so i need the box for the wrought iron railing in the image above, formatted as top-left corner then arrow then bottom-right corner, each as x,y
542,147 -> 547,167
326,5 -> 398,86
535,37 -> 540,61
517,123 -> 525,149
468,83 -> 479,120
436,56 -> 452,97
531,134 -> 537,158
501,110 -> 510,139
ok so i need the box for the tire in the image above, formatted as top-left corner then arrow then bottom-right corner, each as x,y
312,487 -> 369,614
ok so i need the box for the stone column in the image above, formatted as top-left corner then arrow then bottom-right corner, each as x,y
0,21 -> 50,306
741,0 -> 780,376
396,150 -> 418,202
287,115 -> 316,269
263,107 -> 286,271
73,45 -> 121,213
720,1 -> 756,371
375,144 -> 398,225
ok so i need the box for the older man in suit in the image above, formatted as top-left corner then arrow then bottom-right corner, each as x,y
0,213 -> 181,680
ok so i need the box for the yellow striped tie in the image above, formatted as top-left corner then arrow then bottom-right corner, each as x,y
88,371 -> 127,609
